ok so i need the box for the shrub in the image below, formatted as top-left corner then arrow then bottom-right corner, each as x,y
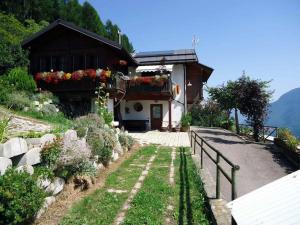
33,166 -> 55,181
32,91 -> 59,105
55,159 -> 96,180
118,133 -> 134,150
39,104 -> 59,116
5,67 -> 36,92
5,91 -> 31,110
86,127 -> 115,166
278,128 -> 299,151
0,78 -> 12,105
0,168 -> 46,225
40,138 -> 62,169
74,114 -> 104,138
97,107 -> 113,125
181,112 -> 192,128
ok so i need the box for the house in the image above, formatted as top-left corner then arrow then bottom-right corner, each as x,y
22,19 -> 213,129
22,19 -> 136,117
115,50 -> 213,131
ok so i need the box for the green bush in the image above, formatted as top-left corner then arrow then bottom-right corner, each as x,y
86,128 -> 115,166
0,168 -> 46,225
5,67 -> 36,92
181,112 -> 192,128
5,91 -> 31,110
74,114 -> 104,138
97,107 -> 113,125
55,159 -> 96,180
0,78 -> 12,105
33,166 -> 55,181
278,128 -> 299,151
190,100 -> 228,127
118,133 -> 134,150
40,138 -> 62,169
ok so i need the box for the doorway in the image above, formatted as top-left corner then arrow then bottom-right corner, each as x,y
150,104 -> 162,130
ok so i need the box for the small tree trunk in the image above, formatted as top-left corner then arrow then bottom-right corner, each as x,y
253,123 -> 260,142
227,110 -> 231,130
235,108 -> 240,134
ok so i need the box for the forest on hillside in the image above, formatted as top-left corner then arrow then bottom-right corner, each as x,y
0,0 -> 134,52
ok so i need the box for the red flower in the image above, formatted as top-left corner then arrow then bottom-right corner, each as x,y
35,73 -> 42,81
85,69 -> 96,79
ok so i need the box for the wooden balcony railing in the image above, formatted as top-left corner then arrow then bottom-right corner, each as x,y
126,76 -> 173,95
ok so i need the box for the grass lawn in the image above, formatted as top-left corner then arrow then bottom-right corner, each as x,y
60,146 -> 211,225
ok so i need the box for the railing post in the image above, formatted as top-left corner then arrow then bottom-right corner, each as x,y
190,131 -> 193,148
193,135 -> 196,155
200,139 -> 203,169
263,127 -> 265,143
216,153 -> 220,199
231,166 -> 238,200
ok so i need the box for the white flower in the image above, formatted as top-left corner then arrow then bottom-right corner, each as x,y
33,101 -> 39,106
96,69 -> 103,77
56,108 -> 59,112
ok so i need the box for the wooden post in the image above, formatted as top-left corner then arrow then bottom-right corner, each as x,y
200,139 -> 203,168
231,167 -> 237,200
216,153 -> 220,199
168,99 -> 172,131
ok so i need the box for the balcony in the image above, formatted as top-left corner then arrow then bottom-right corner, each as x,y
35,70 -> 126,98
125,75 -> 173,100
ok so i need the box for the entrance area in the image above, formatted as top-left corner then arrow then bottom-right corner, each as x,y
150,104 -> 162,130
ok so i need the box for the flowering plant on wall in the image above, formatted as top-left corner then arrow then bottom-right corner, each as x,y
35,68 -> 112,84
129,75 -> 168,87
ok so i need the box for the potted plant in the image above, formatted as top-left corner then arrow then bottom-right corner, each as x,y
180,113 -> 192,132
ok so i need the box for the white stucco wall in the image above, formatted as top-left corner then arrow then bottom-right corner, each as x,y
107,98 -> 114,114
120,64 -> 186,128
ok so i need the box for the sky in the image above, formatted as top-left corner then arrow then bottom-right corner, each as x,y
82,0 -> 300,102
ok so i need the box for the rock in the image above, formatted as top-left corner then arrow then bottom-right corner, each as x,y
0,157 -> 12,175
37,178 -> 51,189
97,163 -> 104,170
114,141 -> 123,155
40,134 -> 56,147
16,164 -> 34,175
46,177 -> 65,195
17,147 -> 41,166
36,196 -> 56,219
64,130 -> 78,142
0,138 -> 28,158
112,151 -> 119,162
63,129 -> 78,148
26,138 -> 41,149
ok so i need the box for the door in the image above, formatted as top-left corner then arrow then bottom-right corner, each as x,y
150,104 -> 163,130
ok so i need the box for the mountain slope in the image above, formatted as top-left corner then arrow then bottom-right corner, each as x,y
267,88 -> 300,137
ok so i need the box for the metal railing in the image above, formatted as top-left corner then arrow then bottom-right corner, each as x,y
239,124 -> 278,142
190,130 -> 240,201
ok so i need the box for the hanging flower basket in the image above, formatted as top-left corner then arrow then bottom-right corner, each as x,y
128,75 -> 168,87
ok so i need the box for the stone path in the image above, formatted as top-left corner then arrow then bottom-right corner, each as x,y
192,127 -> 296,201
129,131 -> 190,147
0,109 -> 51,136
113,153 -> 157,225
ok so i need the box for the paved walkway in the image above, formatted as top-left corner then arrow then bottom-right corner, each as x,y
192,127 -> 296,201
128,131 -> 190,147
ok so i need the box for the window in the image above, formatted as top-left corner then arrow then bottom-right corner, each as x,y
73,55 -> 85,70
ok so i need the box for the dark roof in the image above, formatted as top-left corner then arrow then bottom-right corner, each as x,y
22,19 -> 137,65
133,49 -> 213,81
133,49 -> 198,65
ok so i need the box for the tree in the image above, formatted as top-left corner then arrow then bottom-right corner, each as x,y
208,81 -> 240,131
81,1 -> 106,36
0,13 -> 47,74
235,75 -> 272,141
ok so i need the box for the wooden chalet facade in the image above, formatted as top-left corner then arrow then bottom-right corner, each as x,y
22,19 -> 136,117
